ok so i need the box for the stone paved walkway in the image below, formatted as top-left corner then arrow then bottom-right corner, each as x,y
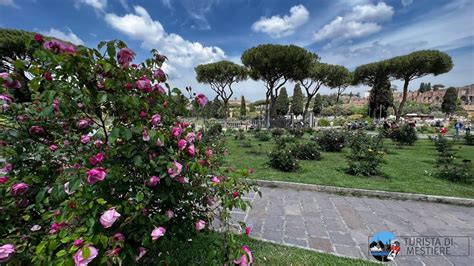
236,186 -> 474,265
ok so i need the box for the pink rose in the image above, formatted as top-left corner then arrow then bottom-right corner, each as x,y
177,139 -> 187,150
206,148 -> 213,157
245,227 -> 252,236
11,183 -> 29,196
1,163 -> 13,173
185,132 -> 196,143
77,119 -> 90,129
153,84 -> 165,94
171,127 -> 182,138
0,176 -> 9,184
94,140 -> 104,148
139,111 -> 147,119
195,220 -> 206,232
135,247 -> 147,261
153,68 -> 166,82
155,53 -> 167,63
195,94 -> 208,107
187,145 -> 196,157
105,247 -> 121,257
100,208 -> 121,228
165,210 -> 174,220
86,167 -> 107,184
73,239 -> 84,247
49,222 -> 66,234
52,99 -> 59,112
0,244 -> 15,262
156,137 -> 164,147
73,245 -> 98,266
34,33 -> 44,43
143,127 -> 150,141
232,191 -> 240,199
151,114 -> 161,126
136,76 -> 152,93
49,144 -> 58,152
167,161 -> 182,177
43,71 -> 52,81
29,125 -> 45,135
234,246 -> 253,266
147,176 -> 160,187
89,153 -> 105,166
117,47 -> 136,68
80,134 -> 91,144
206,196 -> 217,206
112,233 -> 125,242
151,227 -> 166,241
211,176 -> 220,185
197,131 -> 203,141
175,176 -> 188,183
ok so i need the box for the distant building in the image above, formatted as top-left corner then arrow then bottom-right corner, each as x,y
393,84 -> 474,105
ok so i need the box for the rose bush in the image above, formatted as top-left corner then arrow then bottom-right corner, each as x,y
0,36 -> 257,265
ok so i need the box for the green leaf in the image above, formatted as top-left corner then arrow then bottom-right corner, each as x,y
36,241 -> 47,255
100,235 -> 108,248
56,250 -> 67,257
96,198 -> 107,205
136,191 -> 144,202
22,215 -> 31,221
36,187 -> 47,203
133,155 -> 143,167
82,246 -> 90,260
122,128 -> 132,141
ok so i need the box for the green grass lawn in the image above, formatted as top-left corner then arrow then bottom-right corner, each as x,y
224,133 -> 474,198
145,232 -> 377,265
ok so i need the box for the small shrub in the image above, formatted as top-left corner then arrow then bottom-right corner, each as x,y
314,130 -> 347,152
346,131 -> 385,176
254,131 -> 271,141
389,124 -> 418,146
268,148 -> 299,172
271,128 -> 285,139
288,128 -> 305,138
465,134 -> 474,146
318,119 -> 330,127
204,123 -> 223,142
275,136 -> 298,149
304,127 -> 315,134
234,130 -> 246,140
290,142 -> 321,160
240,138 -> 252,148
378,127 -> 390,138
434,135 -> 455,165
438,162 -> 473,183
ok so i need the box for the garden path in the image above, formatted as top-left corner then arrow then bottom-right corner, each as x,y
236,186 -> 474,265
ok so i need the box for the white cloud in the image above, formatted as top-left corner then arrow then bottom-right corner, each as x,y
313,2 -> 394,43
251,5 -> 310,38
75,0 -> 107,11
104,5 -> 226,69
401,0 -> 414,7
0,0 -> 17,7
105,6 -> 165,47
346,2 -> 394,22
314,17 -> 381,42
41,28 -> 85,45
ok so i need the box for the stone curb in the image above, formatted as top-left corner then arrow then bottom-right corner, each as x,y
250,179 -> 474,207
249,236 -> 381,264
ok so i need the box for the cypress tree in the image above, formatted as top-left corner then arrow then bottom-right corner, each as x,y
275,87 -> 289,116
240,96 -> 247,117
312,93 -> 323,116
291,83 -> 304,116
441,87 -> 458,116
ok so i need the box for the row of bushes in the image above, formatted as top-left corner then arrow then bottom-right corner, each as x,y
434,136 -> 472,183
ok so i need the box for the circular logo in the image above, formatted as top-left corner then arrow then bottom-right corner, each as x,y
369,231 -> 400,262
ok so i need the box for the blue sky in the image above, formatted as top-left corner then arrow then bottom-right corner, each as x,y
1,0 -> 473,101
